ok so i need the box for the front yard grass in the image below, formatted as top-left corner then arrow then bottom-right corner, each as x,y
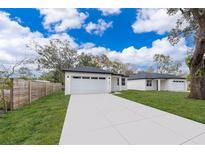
0,91 -> 69,145
115,90 -> 205,124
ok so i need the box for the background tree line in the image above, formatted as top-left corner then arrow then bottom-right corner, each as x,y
28,39 -> 135,83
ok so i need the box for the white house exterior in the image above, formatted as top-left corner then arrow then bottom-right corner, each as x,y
64,67 -> 127,95
127,72 -> 188,92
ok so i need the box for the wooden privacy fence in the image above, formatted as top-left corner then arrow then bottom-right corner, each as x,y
10,79 -> 62,109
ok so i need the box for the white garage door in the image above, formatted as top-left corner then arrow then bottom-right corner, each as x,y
172,80 -> 186,91
70,76 -> 107,94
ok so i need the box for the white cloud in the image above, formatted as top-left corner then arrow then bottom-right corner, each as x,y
78,45 -> 111,56
0,11 -> 43,65
98,8 -> 121,16
132,9 -> 181,35
85,19 -> 112,36
79,42 -> 95,49
109,38 -> 188,66
78,37 -> 189,72
0,11 -> 78,71
39,8 -> 88,32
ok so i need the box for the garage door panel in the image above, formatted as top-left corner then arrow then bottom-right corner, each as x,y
71,77 -> 107,94
172,81 -> 185,91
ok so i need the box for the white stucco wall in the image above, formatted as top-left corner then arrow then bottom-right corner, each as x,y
121,78 -> 127,90
145,80 -> 157,90
127,79 -> 146,90
127,79 -> 187,92
111,76 -> 120,92
160,80 -> 168,91
111,76 -> 127,92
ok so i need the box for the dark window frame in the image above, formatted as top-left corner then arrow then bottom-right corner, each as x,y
91,77 -> 98,79
99,77 -> 106,80
146,80 -> 152,87
121,78 -> 126,86
173,80 -> 185,83
73,76 -> 81,79
117,78 -> 119,86
82,76 -> 90,79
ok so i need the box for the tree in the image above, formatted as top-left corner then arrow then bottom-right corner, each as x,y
0,59 -> 26,112
28,39 -> 78,83
38,71 -> 56,82
77,53 -> 99,68
18,67 -> 32,79
77,53 -> 134,75
153,54 -> 182,74
167,9 -> 205,99
108,61 -> 134,75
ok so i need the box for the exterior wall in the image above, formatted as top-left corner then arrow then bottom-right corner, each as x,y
111,76 -> 127,92
65,72 -> 71,95
127,79 -> 146,90
111,76 -> 121,92
65,72 -> 111,95
145,80 -> 157,90
160,80 -> 168,90
121,78 -> 127,90
127,79 -> 187,92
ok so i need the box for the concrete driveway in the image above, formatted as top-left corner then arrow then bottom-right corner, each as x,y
60,94 -> 205,145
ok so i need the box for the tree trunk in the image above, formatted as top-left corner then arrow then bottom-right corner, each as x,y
189,9 -> 205,99
189,77 -> 205,99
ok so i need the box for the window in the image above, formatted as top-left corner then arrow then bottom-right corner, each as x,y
173,80 -> 184,83
73,76 -> 81,79
146,80 -> 152,87
117,78 -> 119,86
121,78 -> 126,86
91,77 -> 98,79
82,76 -> 90,79
99,77 -> 106,80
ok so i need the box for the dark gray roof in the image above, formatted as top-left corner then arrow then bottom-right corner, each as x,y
128,72 -> 185,80
63,66 -> 127,77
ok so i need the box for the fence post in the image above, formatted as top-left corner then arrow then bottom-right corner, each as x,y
28,80 -> 32,103
10,78 -> 14,110
45,82 -> 47,96
52,83 -> 54,93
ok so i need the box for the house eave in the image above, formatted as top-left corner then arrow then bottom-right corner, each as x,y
128,77 -> 186,80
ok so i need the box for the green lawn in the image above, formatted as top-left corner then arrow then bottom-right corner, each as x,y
0,91 -> 69,145
115,90 -> 205,124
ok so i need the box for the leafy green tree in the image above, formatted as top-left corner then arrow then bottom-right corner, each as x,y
167,8 -> 205,99
108,61 -> 134,75
0,59 -> 26,112
77,53 -> 99,67
77,53 -> 134,75
29,39 -> 78,83
153,54 -> 182,74
38,71 -> 56,82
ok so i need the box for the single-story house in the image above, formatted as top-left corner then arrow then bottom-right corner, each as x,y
127,72 -> 188,92
63,66 -> 127,95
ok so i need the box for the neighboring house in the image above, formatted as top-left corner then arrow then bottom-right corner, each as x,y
63,66 -> 127,95
127,72 -> 188,92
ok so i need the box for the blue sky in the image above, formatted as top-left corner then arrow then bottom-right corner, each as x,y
0,8 -> 190,72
